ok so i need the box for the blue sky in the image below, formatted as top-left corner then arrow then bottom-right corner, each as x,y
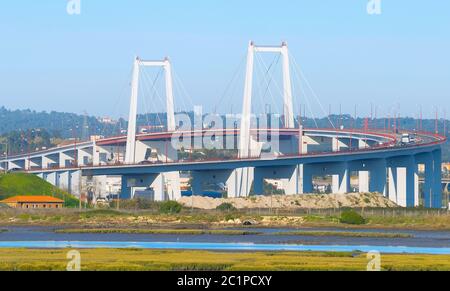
0,0 -> 449,119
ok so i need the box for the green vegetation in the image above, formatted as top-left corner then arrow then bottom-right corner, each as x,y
55,228 -> 261,235
159,201 -> 183,214
2,206 -> 450,231
272,231 -> 412,238
216,203 -> 236,212
1,249 -> 450,271
0,173 -> 79,208
79,209 -> 127,218
340,209 -> 366,225
109,198 -> 161,211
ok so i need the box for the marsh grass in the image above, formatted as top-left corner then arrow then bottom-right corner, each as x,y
1,249 -> 450,271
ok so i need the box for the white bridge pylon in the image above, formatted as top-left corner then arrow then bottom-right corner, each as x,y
125,56 -> 176,164
239,41 -> 295,159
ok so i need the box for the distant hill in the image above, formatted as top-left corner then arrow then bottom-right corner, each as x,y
0,106 -> 126,139
0,173 -> 79,208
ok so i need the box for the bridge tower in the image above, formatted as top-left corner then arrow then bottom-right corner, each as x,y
239,41 -> 295,158
125,57 -> 176,164
124,56 -> 180,201
234,41 -> 295,197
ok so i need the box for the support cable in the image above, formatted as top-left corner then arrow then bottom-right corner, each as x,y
291,54 -> 336,129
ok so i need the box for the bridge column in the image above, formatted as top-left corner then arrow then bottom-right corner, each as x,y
23,158 -> 30,171
152,174 -> 165,202
120,174 -> 166,201
120,176 -> 132,199
285,165 -> 301,195
78,148 -> 93,166
388,166 -> 397,204
57,171 -> 70,192
28,157 -> 42,170
332,138 -> 351,153
432,150 -> 443,208
359,171 -> 369,193
165,172 -> 181,200
387,156 -> 416,207
332,138 -> 343,152
369,159 -> 387,196
191,171 -> 204,195
59,152 -> 74,168
8,160 -> 25,171
42,155 -> 59,169
93,145 -> 111,166
253,169 -> 264,195
44,172 -> 57,186
301,164 -> 314,194
331,162 -> 350,194
359,139 -> 369,149
70,170 -> 82,196
414,163 -> 420,207
416,152 -> 433,208
229,168 -> 254,198
135,140 -> 181,200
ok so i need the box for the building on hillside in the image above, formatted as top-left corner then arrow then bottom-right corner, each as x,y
97,116 -> 117,125
0,196 -> 64,209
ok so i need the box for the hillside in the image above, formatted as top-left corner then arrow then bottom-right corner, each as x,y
0,173 -> 79,208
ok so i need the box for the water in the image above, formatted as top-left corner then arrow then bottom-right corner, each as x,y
1,226 -> 450,255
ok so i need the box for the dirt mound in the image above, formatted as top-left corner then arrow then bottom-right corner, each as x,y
178,193 -> 397,210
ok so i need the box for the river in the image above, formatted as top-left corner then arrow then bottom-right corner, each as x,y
1,226 -> 450,254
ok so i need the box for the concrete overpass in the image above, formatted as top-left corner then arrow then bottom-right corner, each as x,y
1,128 -> 444,208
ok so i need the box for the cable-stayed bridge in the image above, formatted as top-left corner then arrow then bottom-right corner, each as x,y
0,42 -> 446,208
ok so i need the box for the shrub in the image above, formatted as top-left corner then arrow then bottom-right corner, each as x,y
339,210 -> 366,225
216,203 -> 236,212
159,201 -> 183,214
81,209 -> 125,218
224,214 -> 237,221
110,198 -> 160,210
